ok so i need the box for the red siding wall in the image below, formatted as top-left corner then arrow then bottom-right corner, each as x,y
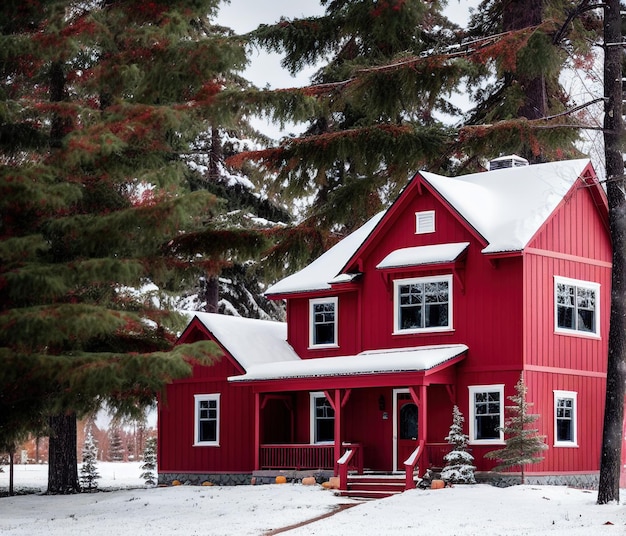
158,359 -> 256,474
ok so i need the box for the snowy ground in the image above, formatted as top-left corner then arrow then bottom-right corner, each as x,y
1,463 -> 625,535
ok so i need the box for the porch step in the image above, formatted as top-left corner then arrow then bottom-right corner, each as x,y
337,474 -> 409,500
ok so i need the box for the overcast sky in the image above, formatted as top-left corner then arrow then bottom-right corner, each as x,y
217,0 -> 477,89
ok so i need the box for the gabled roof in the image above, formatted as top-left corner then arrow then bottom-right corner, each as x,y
265,211 -> 385,296
190,312 -> 300,369
265,159 -> 599,296
420,158 -> 593,254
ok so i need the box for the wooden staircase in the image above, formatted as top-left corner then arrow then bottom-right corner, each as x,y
337,473 -> 410,500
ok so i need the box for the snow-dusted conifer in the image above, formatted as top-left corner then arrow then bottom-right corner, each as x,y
79,424 -> 100,492
485,376 -> 548,484
441,405 -> 476,484
140,437 -> 157,486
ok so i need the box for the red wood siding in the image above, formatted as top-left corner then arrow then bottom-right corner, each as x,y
158,359 -> 256,474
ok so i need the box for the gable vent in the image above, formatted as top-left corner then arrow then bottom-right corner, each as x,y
415,210 -> 435,234
488,154 -> 529,171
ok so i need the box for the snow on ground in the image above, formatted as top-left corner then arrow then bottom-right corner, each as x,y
1,463 -> 625,535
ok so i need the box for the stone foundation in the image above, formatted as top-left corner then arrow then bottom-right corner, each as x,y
158,472 -> 252,486
476,471 -> 600,489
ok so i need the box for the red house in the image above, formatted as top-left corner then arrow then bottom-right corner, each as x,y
159,157 -> 625,490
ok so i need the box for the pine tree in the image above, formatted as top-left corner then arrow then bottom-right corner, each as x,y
108,427 -> 124,462
485,376 -> 548,484
140,436 -> 157,487
234,0 -> 468,271
441,405 -> 476,484
80,423 -> 100,492
0,0 -> 264,494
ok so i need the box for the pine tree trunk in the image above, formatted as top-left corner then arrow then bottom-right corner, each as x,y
9,450 -> 14,497
502,0 -> 545,163
598,0 -> 626,505
47,413 -> 80,494
203,275 -> 219,313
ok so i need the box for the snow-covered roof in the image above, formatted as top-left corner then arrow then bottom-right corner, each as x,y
421,159 -> 591,254
376,242 -> 470,270
191,312 -> 300,369
264,211 -> 386,296
229,344 -> 468,382
264,159 -> 592,296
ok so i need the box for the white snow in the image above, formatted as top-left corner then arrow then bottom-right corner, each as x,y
421,159 -> 592,254
191,312 -> 300,368
230,345 -> 468,382
264,211 -> 386,296
376,242 -> 470,269
2,462 -> 625,535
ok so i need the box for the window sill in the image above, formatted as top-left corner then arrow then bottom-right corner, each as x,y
554,329 -> 600,340
553,442 -> 578,448
469,440 -> 505,446
393,328 -> 455,336
308,344 -> 339,350
193,442 -> 220,447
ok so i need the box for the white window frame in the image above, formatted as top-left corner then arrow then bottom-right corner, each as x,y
554,276 -> 600,338
309,297 -> 339,348
554,390 -> 578,447
194,393 -> 220,446
393,274 -> 453,334
468,384 -> 505,445
309,392 -> 335,444
415,210 -> 435,234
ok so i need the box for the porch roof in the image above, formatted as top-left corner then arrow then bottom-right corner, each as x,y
376,242 -> 469,270
228,344 -> 468,383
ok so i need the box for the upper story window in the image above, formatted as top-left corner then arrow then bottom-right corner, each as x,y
554,276 -> 600,337
309,297 -> 338,348
415,210 -> 435,234
469,385 -> 504,444
554,390 -> 577,447
393,275 -> 452,334
310,392 -> 335,443
194,393 -> 220,446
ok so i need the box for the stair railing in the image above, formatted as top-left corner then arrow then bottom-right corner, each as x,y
337,446 -> 357,491
403,439 -> 425,490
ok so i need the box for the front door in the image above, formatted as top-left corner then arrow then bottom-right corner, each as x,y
395,391 -> 418,471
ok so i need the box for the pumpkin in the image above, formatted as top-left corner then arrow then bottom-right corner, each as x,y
328,476 -> 340,489
301,476 -> 316,486
431,479 -> 445,489
172,480 -> 182,486
275,475 -> 287,484
202,481 -> 214,486
321,481 -> 332,489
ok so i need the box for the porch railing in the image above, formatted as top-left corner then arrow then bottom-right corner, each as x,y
426,442 -> 449,468
260,444 -> 334,470
403,440 -> 425,490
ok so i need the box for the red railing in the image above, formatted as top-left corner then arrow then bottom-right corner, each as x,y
337,443 -> 363,491
426,442 -> 449,468
403,440 -> 425,490
260,444 -> 334,470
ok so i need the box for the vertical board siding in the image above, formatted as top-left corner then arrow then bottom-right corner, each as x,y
158,357 -> 256,473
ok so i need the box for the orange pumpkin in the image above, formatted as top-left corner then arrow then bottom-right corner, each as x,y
171,480 -> 182,486
328,476 -> 340,489
321,481 -> 332,489
275,475 -> 287,484
301,476 -> 316,486
431,479 -> 445,489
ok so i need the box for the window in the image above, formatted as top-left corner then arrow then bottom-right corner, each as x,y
554,390 -> 577,447
469,385 -> 504,444
310,297 -> 338,347
554,276 -> 600,337
415,210 -> 435,234
194,394 -> 220,446
310,392 -> 335,443
393,275 -> 452,334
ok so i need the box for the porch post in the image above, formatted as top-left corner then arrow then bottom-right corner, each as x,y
254,392 -> 260,471
419,384 -> 428,472
334,389 -> 342,474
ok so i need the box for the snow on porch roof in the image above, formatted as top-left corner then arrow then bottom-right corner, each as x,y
420,158 -> 591,254
228,344 -> 468,383
191,312 -> 300,369
376,242 -> 470,270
